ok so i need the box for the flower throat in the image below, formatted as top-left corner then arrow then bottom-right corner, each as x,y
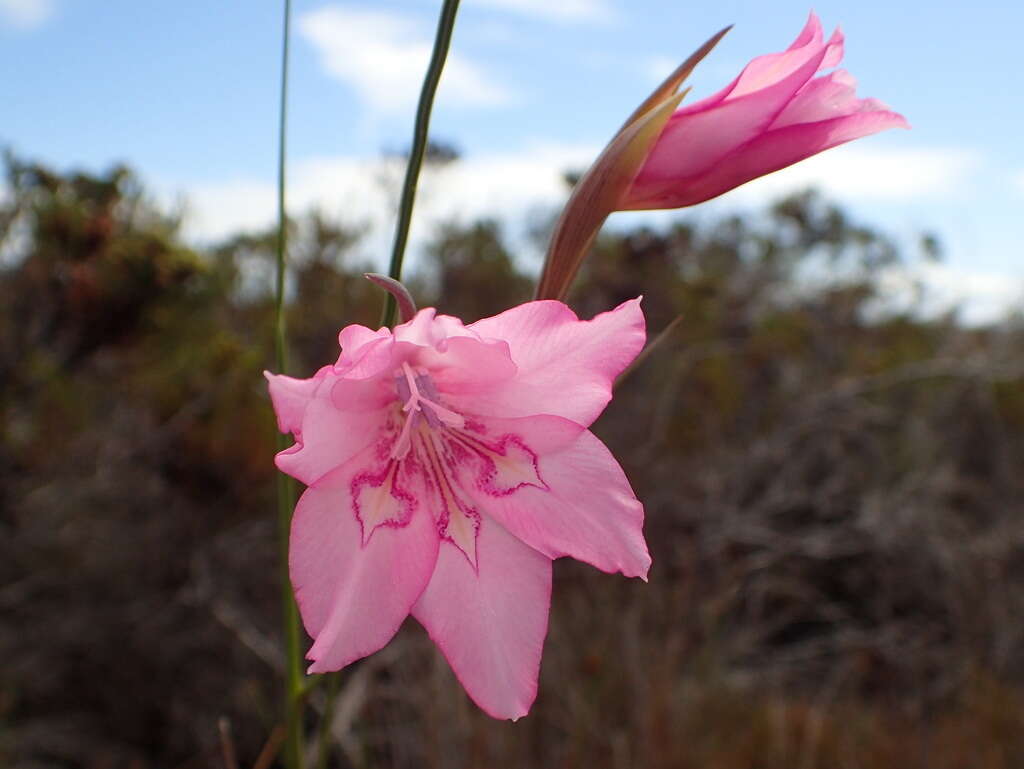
391,362 -> 464,460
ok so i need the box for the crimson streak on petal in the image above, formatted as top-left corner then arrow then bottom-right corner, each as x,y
351,460 -> 417,546
349,367 -> 551,569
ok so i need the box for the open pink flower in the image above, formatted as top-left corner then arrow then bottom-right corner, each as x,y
266,298 -> 650,719
623,12 -> 908,210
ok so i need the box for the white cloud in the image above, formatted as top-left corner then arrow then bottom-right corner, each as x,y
298,6 -> 511,113
164,141 -> 1021,324
168,142 -> 598,261
1013,169 -> 1024,194
172,181 -> 278,243
728,145 -> 980,203
168,143 -> 981,252
0,0 -> 54,29
469,0 -> 613,23
880,262 -> 1023,326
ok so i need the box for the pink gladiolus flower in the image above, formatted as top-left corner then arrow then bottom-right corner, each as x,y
622,12 -> 909,210
266,298 -> 650,719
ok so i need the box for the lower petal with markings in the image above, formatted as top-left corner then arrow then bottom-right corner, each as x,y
290,445 -> 440,672
412,518 -> 552,720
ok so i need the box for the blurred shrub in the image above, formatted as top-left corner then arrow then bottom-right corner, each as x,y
2,155 -> 1023,768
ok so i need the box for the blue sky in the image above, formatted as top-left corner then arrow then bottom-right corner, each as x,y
2,0 -> 1021,320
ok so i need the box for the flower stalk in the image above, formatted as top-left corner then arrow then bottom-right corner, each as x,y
381,0 -> 462,327
272,1 -> 305,767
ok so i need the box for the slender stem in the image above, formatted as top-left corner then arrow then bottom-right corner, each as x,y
273,12 -> 291,371
380,0 -> 462,327
273,2 -> 304,768
315,674 -> 341,769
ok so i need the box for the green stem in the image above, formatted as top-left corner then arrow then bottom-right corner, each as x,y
273,2 -> 304,768
315,674 -> 341,769
380,0 -> 462,327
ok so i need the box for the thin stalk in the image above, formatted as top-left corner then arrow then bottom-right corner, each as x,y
273,2 -> 304,768
315,674 -> 342,769
380,0 -> 462,327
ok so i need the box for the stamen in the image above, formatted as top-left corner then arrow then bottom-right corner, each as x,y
420,403 -> 442,429
423,401 -> 464,428
400,363 -> 422,414
391,409 -> 418,460
390,363 -> 464,459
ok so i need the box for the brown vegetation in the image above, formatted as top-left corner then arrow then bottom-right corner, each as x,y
2,156 -> 1023,768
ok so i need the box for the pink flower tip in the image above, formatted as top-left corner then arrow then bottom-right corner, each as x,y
623,12 -> 909,210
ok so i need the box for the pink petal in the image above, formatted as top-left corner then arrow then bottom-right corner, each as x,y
631,38 -> 831,188
728,12 -> 831,98
412,517 -> 552,720
385,308 -> 520,393
268,367 -> 393,486
337,336 -> 397,381
419,336 -> 517,394
335,325 -> 404,382
673,12 -> 836,118
782,16 -> 842,69
337,314 -> 500,384
337,324 -> 390,366
470,415 -> 650,579
819,26 -> 845,70
272,366 -> 392,486
460,298 -> 645,427
772,69 -> 864,128
291,446 -> 440,672
787,11 -> 824,50
393,307 -> 476,348
275,394 -> 389,486
633,108 -> 909,209
265,369 -> 325,436
329,372 -> 394,412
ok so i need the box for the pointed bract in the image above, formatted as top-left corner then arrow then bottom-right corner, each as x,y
617,25 -> 732,134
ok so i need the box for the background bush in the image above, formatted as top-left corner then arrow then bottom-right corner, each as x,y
2,154 -> 1023,768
